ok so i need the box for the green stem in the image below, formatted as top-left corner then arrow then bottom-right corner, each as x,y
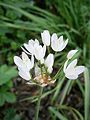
39,60 -> 43,74
47,46 -> 50,54
53,66 -> 62,79
35,86 -> 43,120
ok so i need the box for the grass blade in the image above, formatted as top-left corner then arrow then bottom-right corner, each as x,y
84,68 -> 90,120
49,106 -> 68,120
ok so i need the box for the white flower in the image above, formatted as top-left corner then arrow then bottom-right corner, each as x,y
14,52 -> 34,80
45,53 -> 54,73
41,30 -> 50,46
67,50 -> 78,59
23,39 -> 46,63
34,44 -> 46,63
14,52 -> 34,71
24,39 -> 39,55
63,59 -> 85,80
51,34 -> 68,52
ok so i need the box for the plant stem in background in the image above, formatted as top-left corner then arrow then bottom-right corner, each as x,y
51,76 -> 65,103
35,86 -> 43,120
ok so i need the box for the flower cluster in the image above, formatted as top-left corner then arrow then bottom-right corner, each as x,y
64,50 -> 85,79
14,30 -> 85,86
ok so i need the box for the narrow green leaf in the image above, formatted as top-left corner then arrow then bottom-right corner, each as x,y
52,77 -> 65,103
84,68 -> 90,120
60,80 -> 72,105
49,107 -> 68,120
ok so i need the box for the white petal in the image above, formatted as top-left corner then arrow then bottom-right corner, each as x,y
21,52 -> 31,70
75,66 -> 85,75
51,39 -> 58,51
35,39 -> 39,45
67,50 -> 78,59
40,58 -> 44,64
26,82 -> 36,85
35,65 -> 41,76
58,36 -> 64,45
24,43 -> 34,54
51,33 -> 58,41
34,44 -> 46,61
28,39 -> 35,45
22,52 -> 29,61
43,45 -> 46,57
65,67 -> 76,76
18,69 -> 31,80
34,45 -> 41,60
22,52 -> 34,70
66,59 -> 77,71
14,56 -> 23,68
51,33 -> 58,51
41,30 -> 50,46
30,55 -> 34,69
45,54 -> 54,68
62,39 -> 68,49
58,39 -> 68,51
28,39 -> 39,46
63,60 -> 68,73
65,73 -> 78,80
47,67 -> 53,73
21,47 -> 31,55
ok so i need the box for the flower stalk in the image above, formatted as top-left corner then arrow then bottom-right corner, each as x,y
13,30 -> 85,120
35,86 -> 43,120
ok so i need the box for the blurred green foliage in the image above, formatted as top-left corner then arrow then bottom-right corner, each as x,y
0,0 -> 90,119
4,108 -> 21,120
0,65 -> 17,106
0,0 -> 89,66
